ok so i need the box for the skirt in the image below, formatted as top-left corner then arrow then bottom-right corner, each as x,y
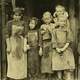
7,53 -> 27,79
41,51 -> 52,73
52,47 -> 75,70
41,41 -> 53,73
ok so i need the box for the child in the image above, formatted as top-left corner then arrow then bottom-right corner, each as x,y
53,5 -> 68,24
40,11 -> 55,80
26,17 -> 41,80
6,8 -> 29,80
52,5 -> 75,80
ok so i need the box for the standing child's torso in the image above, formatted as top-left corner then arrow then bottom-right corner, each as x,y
27,30 -> 39,47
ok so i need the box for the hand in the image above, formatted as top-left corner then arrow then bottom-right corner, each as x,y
39,47 -> 43,56
56,48 -> 61,53
41,30 -> 45,34
7,49 -> 10,54
60,43 -> 69,52
60,48 -> 65,52
26,45 -> 30,50
24,45 -> 30,52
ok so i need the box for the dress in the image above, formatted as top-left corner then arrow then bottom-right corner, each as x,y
7,36 -> 27,79
5,20 -> 25,38
51,25 -> 75,70
6,21 -> 28,79
27,30 -> 40,78
40,23 -> 55,73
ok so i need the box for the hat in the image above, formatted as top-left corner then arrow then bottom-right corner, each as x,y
13,7 -> 24,14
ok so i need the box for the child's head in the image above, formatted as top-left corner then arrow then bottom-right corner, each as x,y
29,17 -> 38,29
42,11 -> 52,24
53,5 -> 68,26
54,5 -> 65,17
13,7 -> 24,21
56,5 -> 65,15
13,13 -> 22,21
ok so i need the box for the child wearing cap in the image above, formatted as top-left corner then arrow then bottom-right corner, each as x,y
6,8 -> 29,80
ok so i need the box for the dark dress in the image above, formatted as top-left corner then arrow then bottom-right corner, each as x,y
40,23 -> 55,73
27,30 -> 40,78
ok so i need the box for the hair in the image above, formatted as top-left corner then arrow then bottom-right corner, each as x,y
55,5 -> 65,11
29,17 -> 38,25
53,5 -> 68,18
42,11 -> 52,22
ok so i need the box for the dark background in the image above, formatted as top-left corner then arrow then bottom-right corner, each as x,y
5,0 -> 79,19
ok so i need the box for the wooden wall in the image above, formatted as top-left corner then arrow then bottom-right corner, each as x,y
1,0 -> 80,79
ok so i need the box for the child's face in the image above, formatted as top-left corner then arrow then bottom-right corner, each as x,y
43,13 -> 52,24
29,20 -> 36,29
13,13 -> 21,21
56,8 -> 64,16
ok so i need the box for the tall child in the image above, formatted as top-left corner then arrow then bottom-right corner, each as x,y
6,8 -> 29,80
52,5 -> 75,80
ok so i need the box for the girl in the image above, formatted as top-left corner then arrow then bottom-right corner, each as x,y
6,8 -> 29,80
52,5 -> 75,80
40,11 -> 55,80
26,17 -> 41,80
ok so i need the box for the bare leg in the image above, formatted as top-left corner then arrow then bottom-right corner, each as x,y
48,74 -> 52,80
57,71 -> 62,80
64,70 -> 74,80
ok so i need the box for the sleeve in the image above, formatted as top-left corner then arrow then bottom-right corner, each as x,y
23,37 -> 29,52
51,29 -> 57,48
23,21 -> 29,36
40,25 -> 47,34
67,20 -> 73,43
5,21 -> 12,38
6,38 -> 11,53
38,29 -> 43,47
5,22 -> 9,38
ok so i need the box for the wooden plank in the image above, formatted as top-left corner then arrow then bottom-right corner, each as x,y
1,0 -> 7,79
78,0 -> 80,79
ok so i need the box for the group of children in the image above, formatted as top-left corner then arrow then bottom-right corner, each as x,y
6,5 -> 75,80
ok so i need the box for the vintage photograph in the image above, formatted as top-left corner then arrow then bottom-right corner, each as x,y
0,0 -> 80,80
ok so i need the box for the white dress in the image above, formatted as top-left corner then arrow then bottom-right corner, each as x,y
6,36 -> 28,79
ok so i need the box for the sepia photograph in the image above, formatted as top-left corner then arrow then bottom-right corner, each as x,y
0,0 -> 80,80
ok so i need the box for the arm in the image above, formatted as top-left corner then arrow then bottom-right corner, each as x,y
40,25 -> 47,34
38,29 -> 43,56
6,38 -> 11,54
60,43 -> 69,52
59,20 -> 72,52
23,38 -> 30,52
